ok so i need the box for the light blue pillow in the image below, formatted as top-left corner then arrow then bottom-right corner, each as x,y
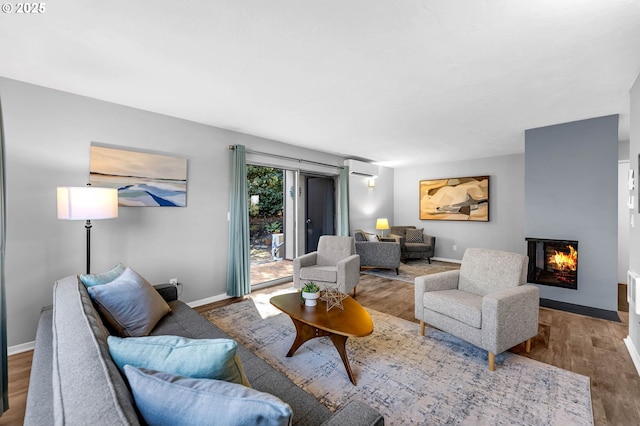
108,335 -> 250,386
80,263 -> 125,287
88,267 -> 171,337
124,366 -> 292,426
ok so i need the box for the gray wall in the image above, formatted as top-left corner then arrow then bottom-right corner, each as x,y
349,165 -> 394,235
629,73 -> 640,354
524,115 -> 618,312
0,77 -> 348,347
393,153 -> 525,260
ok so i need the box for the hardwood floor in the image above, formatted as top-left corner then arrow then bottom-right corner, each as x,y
0,351 -> 32,425
2,275 -> 638,425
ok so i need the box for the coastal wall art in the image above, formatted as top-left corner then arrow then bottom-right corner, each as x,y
89,144 -> 188,207
419,176 -> 489,221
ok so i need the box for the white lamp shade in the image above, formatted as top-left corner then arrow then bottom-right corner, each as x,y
375,218 -> 390,230
57,187 -> 119,220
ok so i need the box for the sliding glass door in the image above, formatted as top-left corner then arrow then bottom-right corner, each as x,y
248,165 -> 293,286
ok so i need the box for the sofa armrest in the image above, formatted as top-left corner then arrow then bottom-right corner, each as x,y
387,233 -> 404,245
321,400 -> 384,426
154,284 -> 178,302
414,270 -> 460,319
25,307 -> 54,426
422,234 -> 436,248
482,284 -> 539,354
293,252 -> 318,288
337,254 -> 361,292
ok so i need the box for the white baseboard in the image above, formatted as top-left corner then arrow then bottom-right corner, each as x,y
8,341 -> 35,356
431,257 -> 462,264
624,336 -> 640,377
187,293 -> 231,308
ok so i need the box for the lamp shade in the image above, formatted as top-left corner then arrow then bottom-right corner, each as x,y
57,187 -> 118,220
375,218 -> 390,230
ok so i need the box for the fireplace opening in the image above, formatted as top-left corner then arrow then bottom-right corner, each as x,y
526,238 -> 578,290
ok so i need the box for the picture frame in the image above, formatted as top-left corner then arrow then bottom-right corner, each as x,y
419,175 -> 489,221
89,144 -> 188,207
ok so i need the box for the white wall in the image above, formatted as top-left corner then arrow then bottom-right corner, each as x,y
349,165 -> 394,235
629,72 -> 640,361
0,77 -> 349,347
619,161 -> 631,284
393,153 -> 525,260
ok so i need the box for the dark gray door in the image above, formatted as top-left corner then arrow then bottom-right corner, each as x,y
305,176 -> 335,253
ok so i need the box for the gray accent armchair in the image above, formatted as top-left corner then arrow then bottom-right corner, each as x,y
293,236 -> 361,296
415,248 -> 539,371
353,230 -> 401,274
389,226 -> 435,263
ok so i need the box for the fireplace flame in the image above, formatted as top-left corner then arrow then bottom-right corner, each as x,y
549,245 -> 577,271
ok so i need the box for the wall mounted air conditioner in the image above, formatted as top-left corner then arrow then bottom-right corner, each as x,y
344,159 -> 379,177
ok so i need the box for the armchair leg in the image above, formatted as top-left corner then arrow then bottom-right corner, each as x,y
353,286 -> 356,298
395,268 -> 399,275
428,257 -> 431,264
525,338 -> 532,353
419,321 -> 425,336
488,352 -> 495,371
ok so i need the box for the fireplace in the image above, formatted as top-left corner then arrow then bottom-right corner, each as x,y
526,238 -> 578,290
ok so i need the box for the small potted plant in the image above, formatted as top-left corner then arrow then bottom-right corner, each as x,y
301,282 -> 320,307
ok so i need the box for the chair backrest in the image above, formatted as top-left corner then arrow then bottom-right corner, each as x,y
458,248 -> 528,296
316,236 -> 356,266
389,226 -> 415,238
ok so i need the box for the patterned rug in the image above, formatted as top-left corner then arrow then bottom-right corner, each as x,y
361,258 -> 461,283
203,290 -> 593,425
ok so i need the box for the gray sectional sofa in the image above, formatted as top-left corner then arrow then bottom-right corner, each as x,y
24,275 -> 384,425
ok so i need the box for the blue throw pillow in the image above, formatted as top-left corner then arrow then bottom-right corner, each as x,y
80,263 -> 125,287
124,366 -> 292,426
87,267 -> 171,337
108,335 -> 250,386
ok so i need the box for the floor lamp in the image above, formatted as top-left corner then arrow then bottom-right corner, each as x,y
57,186 -> 119,274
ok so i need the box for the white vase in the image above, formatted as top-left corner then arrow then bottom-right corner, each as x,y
302,291 -> 320,306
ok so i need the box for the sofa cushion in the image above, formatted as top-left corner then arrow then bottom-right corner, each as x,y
108,335 -> 250,386
405,228 -> 424,243
124,366 -> 292,426
424,289 -> 483,328
79,263 -> 125,287
87,267 -> 171,337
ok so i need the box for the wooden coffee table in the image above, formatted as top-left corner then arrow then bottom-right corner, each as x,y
270,292 -> 373,385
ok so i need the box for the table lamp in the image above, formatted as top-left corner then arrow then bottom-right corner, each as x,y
57,186 -> 118,273
376,218 -> 390,238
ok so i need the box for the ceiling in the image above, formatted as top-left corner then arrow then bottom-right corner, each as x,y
1,1 -> 639,168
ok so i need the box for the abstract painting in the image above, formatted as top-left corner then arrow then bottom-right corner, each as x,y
89,144 -> 187,207
419,176 -> 489,221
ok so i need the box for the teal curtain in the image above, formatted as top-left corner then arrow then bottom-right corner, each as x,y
337,166 -> 350,236
0,98 -> 8,414
226,145 -> 251,297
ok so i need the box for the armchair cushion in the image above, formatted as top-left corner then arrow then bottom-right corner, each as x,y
405,228 -> 424,243
299,266 -> 337,283
458,248 -> 528,296
424,289 -> 482,328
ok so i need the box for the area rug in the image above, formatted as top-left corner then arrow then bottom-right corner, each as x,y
361,258 -> 460,283
203,291 -> 593,425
